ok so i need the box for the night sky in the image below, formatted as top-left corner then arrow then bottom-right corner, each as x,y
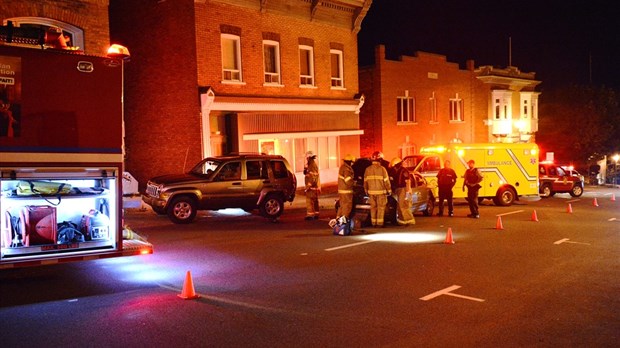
358,0 -> 620,90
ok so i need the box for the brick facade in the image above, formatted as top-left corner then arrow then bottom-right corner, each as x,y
359,45 -> 540,162
111,0 -> 371,187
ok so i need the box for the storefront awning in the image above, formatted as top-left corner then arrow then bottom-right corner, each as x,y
243,129 -> 363,140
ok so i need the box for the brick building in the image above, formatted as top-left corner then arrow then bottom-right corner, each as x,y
359,45 -> 541,161
110,0 -> 372,188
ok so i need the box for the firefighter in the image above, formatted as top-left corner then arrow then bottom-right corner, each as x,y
304,151 -> 321,220
390,157 -> 415,225
363,151 -> 391,227
337,154 -> 355,221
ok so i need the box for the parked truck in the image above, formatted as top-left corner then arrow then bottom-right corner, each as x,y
402,143 -> 540,206
0,26 -> 152,269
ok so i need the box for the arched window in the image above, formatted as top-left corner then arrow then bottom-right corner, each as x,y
3,17 -> 84,49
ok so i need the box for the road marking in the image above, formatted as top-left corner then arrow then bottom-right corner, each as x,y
420,285 -> 485,302
325,240 -> 377,251
567,199 -> 580,203
553,238 -> 591,245
496,210 -> 524,217
159,284 -> 285,312
609,218 -> 618,222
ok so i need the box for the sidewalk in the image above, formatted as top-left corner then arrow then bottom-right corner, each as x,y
289,184 -> 338,213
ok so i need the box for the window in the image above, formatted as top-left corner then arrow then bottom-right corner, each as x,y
449,94 -> 463,122
397,90 -> 415,123
429,92 -> 438,123
299,45 -> 315,86
217,162 -> 241,181
246,161 -> 269,180
4,17 -> 84,49
221,34 -> 242,82
263,40 -> 280,85
270,160 -> 289,179
330,49 -> 344,88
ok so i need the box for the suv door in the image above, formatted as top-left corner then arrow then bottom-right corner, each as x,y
243,159 -> 270,203
203,161 -> 244,209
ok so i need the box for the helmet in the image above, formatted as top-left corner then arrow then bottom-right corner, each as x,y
344,154 -> 355,162
390,157 -> 402,167
371,151 -> 384,160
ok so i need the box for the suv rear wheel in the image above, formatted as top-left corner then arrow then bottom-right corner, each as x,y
259,194 -> 284,220
540,183 -> 552,198
167,195 -> 197,224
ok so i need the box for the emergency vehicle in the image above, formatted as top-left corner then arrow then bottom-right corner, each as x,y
402,143 -> 539,206
0,25 -> 153,269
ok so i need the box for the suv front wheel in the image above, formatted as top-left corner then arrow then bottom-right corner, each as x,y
259,194 -> 284,220
570,184 -> 584,197
167,195 -> 197,224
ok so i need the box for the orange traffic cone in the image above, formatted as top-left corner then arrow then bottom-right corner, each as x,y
444,227 -> 455,244
592,198 -> 599,207
531,210 -> 539,222
567,203 -> 573,213
495,216 -> 504,230
178,270 -> 200,300
611,193 -> 616,201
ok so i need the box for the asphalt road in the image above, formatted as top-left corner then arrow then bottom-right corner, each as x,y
1,186 -> 619,347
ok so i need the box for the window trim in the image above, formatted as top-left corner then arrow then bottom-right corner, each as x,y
221,33 -> 243,83
299,45 -> 315,87
429,92 -> 438,123
330,49 -> 344,89
449,94 -> 464,122
263,39 -> 281,86
397,91 -> 416,124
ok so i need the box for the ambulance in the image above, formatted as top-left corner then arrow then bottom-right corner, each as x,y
402,143 -> 539,206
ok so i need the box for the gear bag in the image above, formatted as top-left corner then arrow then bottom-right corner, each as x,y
19,205 -> 57,246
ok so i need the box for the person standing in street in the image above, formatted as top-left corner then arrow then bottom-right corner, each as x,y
390,157 -> 415,225
304,151 -> 321,220
364,151 -> 391,227
337,154 -> 355,221
436,160 -> 457,217
463,159 -> 483,218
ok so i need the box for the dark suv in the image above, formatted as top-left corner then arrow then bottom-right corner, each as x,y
539,162 -> 584,198
142,154 -> 297,223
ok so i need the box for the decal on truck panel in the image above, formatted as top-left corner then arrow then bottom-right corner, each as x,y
0,55 -> 21,138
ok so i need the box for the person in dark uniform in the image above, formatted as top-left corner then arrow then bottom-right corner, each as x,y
463,159 -> 483,218
436,160 -> 457,217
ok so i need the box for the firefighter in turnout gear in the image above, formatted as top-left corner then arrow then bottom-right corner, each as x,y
363,151 -> 391,227
304,151 -> 321,220
390,157 -> 415,225
337,154 -> 355,220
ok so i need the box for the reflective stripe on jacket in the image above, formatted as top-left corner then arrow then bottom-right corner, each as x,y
338,163 -> 354,194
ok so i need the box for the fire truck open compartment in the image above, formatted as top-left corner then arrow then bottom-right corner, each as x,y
0,39 -> 152,269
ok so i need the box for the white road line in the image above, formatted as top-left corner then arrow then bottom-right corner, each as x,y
325,240 -> 377,251
553,238 -> 591,245
608,218 -> 617,222
159,284 -> 285,312
496,210 -> 524,217
567,199 -> 581,203
420,285 -> 485,302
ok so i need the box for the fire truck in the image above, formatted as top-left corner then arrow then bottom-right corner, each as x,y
0,25 -> 153,269
402,143 -> 540,206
